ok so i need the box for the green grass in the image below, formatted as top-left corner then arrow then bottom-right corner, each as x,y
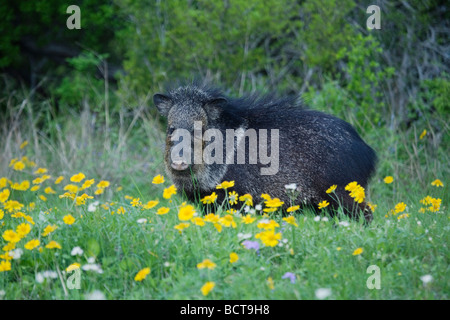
0,88 -> 448,300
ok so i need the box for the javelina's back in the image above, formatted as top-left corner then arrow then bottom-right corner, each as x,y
153,84 -> 377,222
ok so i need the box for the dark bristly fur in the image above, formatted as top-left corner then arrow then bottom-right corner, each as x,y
153,83 -> 377,222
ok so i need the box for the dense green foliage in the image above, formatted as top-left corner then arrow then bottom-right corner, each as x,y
1,0 -> 448,129
0,0 -> 448,300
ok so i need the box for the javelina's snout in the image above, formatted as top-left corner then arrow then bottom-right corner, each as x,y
171,159 -> 189,171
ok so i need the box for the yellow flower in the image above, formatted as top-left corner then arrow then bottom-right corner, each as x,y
397,213 -> 409,220
0,177 -> 8,188
2,242 -> 16,252
0,209 -> 3,220
81,179 -> 95,190
367,202 -> 377,212
156,207 -> 170,215
134,267 -> 151,281
216,181 -> 235,190
0,189 -> 10,203
219,215 -> 237,228
64,184 -> 79,194
350,187 -> 365,203
117,206 -> 126,215
394,202 -> 407,214
286,205 -> 299,213
213,223 -> 222,233
55,176 -> 64,184
59,192 -> 75,200
428,197 -> 441,212
4,200 -> 24,212
143,200 -> 159,210
201,281 -> 215,296
228,191 -> 238,205
239,194 -> 253,207
34,168 -> 47,175
419,129 -> 427,140
241,215 -> 256,224
9,158 -> 17,167
63,214 -> 76,225
336,247 -> 342,251
191,217 -> 205,226
174,222 -> 190,232
94,188 -> 104,195
2,230 -> 21,243
261,193 -> 272,201
282,216 -> 298,227
345,181 -> 360,192
70,172 -> 85,183
66,263 -> 81,272
44,186 -> 56,194
75,193 -> 93,206
24,215 -> 35,225
264,198 -> 284,208
257,219 -> 279,230
16,223 -> 31,238
201,192 -> 218,204
32,177 -> 43,185
163,185 -> 177,199
178,204 -> 196,221
204,213 -> 220,223
326,185 -> 337,193
0,260 -> 11,272
197,259 -> 217,270
131,198 -> 141,207
45,241 -> 62,249
13,161 -> 25,171
318,200 -> 330,210
267,277 -> 275,290
20,140 -> 28,149
383,176 -> 394,184
256,230 -> 282,247
431,179 -> 443,187
229,252 -> 239,264
0,252 -> 12,261
38,195 -> 47,202
42,224 -> 58,237
97,180 -> 110,189
352,248 -> 363,256
12,180 -> 31,191
152,174 -> 165,184
24,239 -> 40,250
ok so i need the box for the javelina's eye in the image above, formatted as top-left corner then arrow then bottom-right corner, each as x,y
168,127 -> 175,135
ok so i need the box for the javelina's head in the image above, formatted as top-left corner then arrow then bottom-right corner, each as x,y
153,86 -> 232,189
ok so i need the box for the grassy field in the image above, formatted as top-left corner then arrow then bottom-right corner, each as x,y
0,88 -> 448,300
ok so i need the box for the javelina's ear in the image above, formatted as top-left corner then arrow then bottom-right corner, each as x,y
153,94 -> 172,117
204,98 -> 227,120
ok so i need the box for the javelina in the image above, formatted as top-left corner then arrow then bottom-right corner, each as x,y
153,84 -> 377,222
